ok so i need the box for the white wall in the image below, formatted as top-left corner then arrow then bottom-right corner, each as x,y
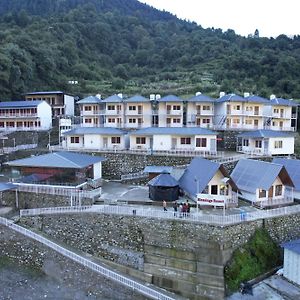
283,249 -> 300,285
153,135 -> 172,150
129,135 -> 150,149
93,161 -> 102,179
269,137 -> 294,155
37,101 -> 52,129
83,134 -> 102,149
64,95 -> 75,116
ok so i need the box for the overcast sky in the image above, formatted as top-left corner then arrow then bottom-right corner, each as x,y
139,0 -> 300,38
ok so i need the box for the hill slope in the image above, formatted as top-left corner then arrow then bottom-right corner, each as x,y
0,0 -> 300,100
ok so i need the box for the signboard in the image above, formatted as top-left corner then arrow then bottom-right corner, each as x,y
197,193 -> 227,207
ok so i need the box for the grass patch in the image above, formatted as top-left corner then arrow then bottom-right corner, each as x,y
225,228 -> 282,292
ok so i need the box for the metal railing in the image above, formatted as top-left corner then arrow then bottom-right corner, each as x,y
121,171 -> 147,181
0,217 -> 175,300
0,144 -> 37,154
19,203 -> 300,227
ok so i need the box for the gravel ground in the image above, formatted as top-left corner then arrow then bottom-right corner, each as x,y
0,260 -> 146,300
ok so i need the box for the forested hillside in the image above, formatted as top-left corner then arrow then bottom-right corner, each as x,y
0,0 -> 300,100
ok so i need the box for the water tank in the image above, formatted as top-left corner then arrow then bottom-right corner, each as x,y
244,92 -> 250,98
96,94 -> 101,99
155,94 -> 161,100
195,92 -> 202,96
219,91 -> 226,98
270,94 -> 276,100
117,93 -> 123,99
150,94 -> 155,101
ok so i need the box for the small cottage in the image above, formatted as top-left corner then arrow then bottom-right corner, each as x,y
231,159 -> 294,208
281,239 -> 300,286
179,157 -> 238,208
148,172 -> 179,202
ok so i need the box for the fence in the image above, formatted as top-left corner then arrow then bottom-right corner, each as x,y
19,203 -> 300,227
0,143 -> 37,154
121,171 -> 147,181
0,217 -> 175,300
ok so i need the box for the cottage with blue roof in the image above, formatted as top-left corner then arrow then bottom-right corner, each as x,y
273,158 -> 300,200
281,239 -> 300,286
237,129 -> 294,156
63,127 -> 128,150
0,100 -> 52,131
186,92 -> 215,128
129,127 -> 217,153
179,157 -> 238,207
157,95 -> 184,127
231,159 -> 294,208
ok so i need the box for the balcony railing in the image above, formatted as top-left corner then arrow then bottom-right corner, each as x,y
0,113 -> 38,118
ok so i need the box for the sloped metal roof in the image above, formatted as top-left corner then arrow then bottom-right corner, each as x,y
143,166 -> 173,174
245,95 -> 270,104
231,159 -> 293,193
148,173 -> 179,187
179,157 -> 223,197
238,130 -> 293,138
124,95 -> 150,102
102,94 -> 123,103
76,96 -> 102,104
64,127 -> 126,136
282,239 -> 300,255
129,127 -> 216,136
0,182 -> 16,192
216,93 -> 246,103
273,158 -> 300,191
271,98 -> 298,107
0,100 -> 44,108
158,95 -> 183,102
187,94 -> 215,102
5,152 -> 106,169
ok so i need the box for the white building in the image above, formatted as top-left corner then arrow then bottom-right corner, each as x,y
157,95 -> 184,127
186,93 -> 215,128
236,130 -> 294,156
231,159 -> 294,208
179,157 -> 238,207
25,91 -> 75,117
63,127 -> 127,150
129,127 -> 217,153
101,94 -> 124,128
0,100 -> 52,131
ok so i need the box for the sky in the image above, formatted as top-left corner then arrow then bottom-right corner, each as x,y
139,0 -> 300,38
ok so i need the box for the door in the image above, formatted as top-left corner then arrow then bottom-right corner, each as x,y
227,104 -> 231,115
268,186 -> 273,199
254,106 -> 259,116
103,137 -> 108,149
138,105 -> 143,115
167,105 -> 171,114
210,139 -> 216,152
263,139 -> 269,155
254,119 -> 259,128
171,138 -> 177,150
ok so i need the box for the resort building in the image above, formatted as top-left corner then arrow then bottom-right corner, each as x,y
25,91 -> 75,117
101,94 -> 124,128
0,100 -> 52,131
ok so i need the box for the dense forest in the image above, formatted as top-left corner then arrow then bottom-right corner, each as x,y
0,0 -> 300,100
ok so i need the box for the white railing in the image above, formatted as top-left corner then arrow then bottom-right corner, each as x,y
19,203 -> 300,227
1,144 -> 37,154
121,171 -> 147,181
256,196 -> 294,208
0,217 -> 175,300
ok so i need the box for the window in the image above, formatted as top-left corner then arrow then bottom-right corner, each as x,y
173,105 -> 181,110
196,138 -> 207,147
129,118 -> 137,123
246,106 -> 253,111
211,185 -> 218,195
202,119 -> 210,124
275,185 -> 283,196
233,105 -> 240,110
259,189 -> 266,198
84,118 -> 92,123
274,108 -> 279,114
202,105 -> 210,111
107,105 -> 115,110
111,137 -> 121,144
245,119 -> 252,125
180,137 -> 191,145
243,139 -> 249,146
274,140 -> 283,149
232,119 -> 240,124
129,106 -> 136,111
255,140 -> 262,148
136,137 -> 146,144
172,118 -> 181,123
108,118 -> 115,123
84,106 -> 92,111
71,136 -> 80,144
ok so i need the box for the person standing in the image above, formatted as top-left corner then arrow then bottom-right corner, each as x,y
173,200 -> 178,216
163,200 -> 167,211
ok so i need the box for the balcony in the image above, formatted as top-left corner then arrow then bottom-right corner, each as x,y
0,113 -> 38,118
166,110 -> 182,115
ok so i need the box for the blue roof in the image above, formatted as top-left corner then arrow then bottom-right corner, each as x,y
245,95 -> 270,104
217,94 -> 246,103
26,91 -> 64,95
238,130 -> 293,138
77,96 -> 102,104
148,173 -> 179,187
0,182 -> 16,192
273,158 -> 300,191
0,100 -> 44,108
271,98 -> 298,107
143,166 -> 173,174
231,159 -> 293,193
102,94 -> 123,103
129,127 -> 216,136
187,94 -> 215,103
179,158 -> 223,197
159,95 -> 183,102
124,95 -> 150,103
282,239 -> 300,255
6,152 -> 106,169
64,127 -> 126,136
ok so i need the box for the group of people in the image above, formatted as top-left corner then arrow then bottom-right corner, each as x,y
162,199 -> 191,217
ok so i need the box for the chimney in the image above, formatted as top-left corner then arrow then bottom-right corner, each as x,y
195,92 -> 202,96
270,94 -> 276,100
244,92 -> 250,98
219,91 -> 225,98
